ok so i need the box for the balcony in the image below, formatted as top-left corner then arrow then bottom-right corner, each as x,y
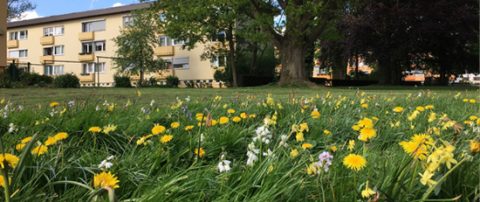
79,74 -> 95,83
40,36 -> 55,45
154,46 -> 174,56
79,32 -> 94,41
7,40 -> 19,49
79,53 -> 95,62
40,55 -> 55,64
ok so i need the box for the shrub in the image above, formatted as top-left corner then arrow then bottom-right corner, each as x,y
53,74 -> 80,88
148,77 -> 158,87
114,75 -> 132,87
166,75 -> 179,87
20,72 -> 53,87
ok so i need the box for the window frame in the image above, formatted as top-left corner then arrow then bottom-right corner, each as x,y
82,20 -> 106,32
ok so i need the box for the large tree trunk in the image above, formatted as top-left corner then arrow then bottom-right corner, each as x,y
278,41 -> 308,85
226,27 -> 238,87
377,58 -> 392,85
139,69 -> 144,87
332,54 -> 347,80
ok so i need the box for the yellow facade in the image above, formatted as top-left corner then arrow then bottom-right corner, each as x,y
6,3 -> 219,87
0,0 -> 6,70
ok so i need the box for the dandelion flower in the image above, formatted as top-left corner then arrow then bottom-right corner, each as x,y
93,171 -> 120,189
358,128 -> 377,142
393,106 -> 404,113
185,125 -> 194,131
311,109 -> 321,119
0,153 -> 19,169
31,145 -> 48,156
323,130 -> 332,136
343,154 -> 367,171
49,101 -> 59,107
361,103 -> 368,108
21,136 -> 33,143
240,112 -> 248,119
295,132 -> 304,142
195,113 -> 205,121
160,134 -> 173,144
151,124 -> 166,135
170,122 -> 180,129
194,147 -> 205,158
89,126 -> 102,133
219,116 -> 229,125
227,108 -> 236,114
361,181 -> 376,198
54,132 -> 69,141
470,140 -> 480,153
232,116 -> 241,123
330,145 -> 338,152
102,124 -> 117,135
15,143 -> 26,151
290,149 -> 299,158
348,140 -> 355,151
44,136 -> 58,146
302,143 -> 313,150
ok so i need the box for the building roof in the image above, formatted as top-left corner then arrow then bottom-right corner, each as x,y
7,2 -> 152,29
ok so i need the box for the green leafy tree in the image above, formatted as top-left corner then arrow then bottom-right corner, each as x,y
7,0 -> 35,20
113,9 -> 165,86
151,0 -> 240,86
242,0 -> 344,85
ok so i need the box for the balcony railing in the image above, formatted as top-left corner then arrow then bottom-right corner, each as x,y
40,55 -> 55,64
154,46 -> 175,56
78,53 -> 95,62
40,36 -> 55,45
79,74 -> 95,83
78,32 -> 94,41
7,40 -> 19,49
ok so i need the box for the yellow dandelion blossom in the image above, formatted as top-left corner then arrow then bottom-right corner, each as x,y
311,109 -> 321,119
185,125 -> 194,131
295,132 -> 304,142
361,103 -> 368,109
330,145 -> 338,152
194,147 -> 205,158
227,108 -> 236,114
240,112 -> 248,119
102,124 -> 117,135
470,140 -> 480,153
196,113 -> 205,121
21,136 -> 33,144
49,101 -> 59,107
361,181 -> 376,198
44,136 -> 58,146
93,171 -> 120,189
160,134 -> 173,144
31,145 -> 48,156
249,114 -> 256,119
343,154 -> 367,171
290,149 -> 299,158
357,118 -> 374,128
348,140 -> 355,151
0,175 -> 10,188
15,143 -> 26,151
219,116 -> 229,124
358,128 -> 377,142
0,153 -> 19,169
151,124 -> 166,135
302,143 -> 313,150
170,122 -> 180,129
54,132 -> 69,141
323,130 -> 332,136
299,123 -> 309,132
232,116 -> 241,123
393,106 -> 404,113
416,106 -> 425,112
88,126 -> 102,133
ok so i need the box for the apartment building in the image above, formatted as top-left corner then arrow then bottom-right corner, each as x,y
6,3 -> 221,87
0,0 -> 6,70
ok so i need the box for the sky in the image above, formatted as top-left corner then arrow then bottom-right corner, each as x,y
12,0 -> 140,21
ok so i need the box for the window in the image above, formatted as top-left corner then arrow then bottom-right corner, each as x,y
82,63 -> 105,74
9,30 -> 28,40
173,57 -> 189,69
44,65 -> 64,75
43,26 -> 64,36
8,50 -> 27,58
82,41 -> 105,54
213,31 -> 226,42
54,45 -> 64,55
123,16 -> 134,26
82,20 -> 106,32
213,55 -> 226,67
43,45 -> 63,56
160,36 -> 185,46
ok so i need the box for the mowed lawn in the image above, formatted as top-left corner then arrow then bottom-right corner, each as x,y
0,85 -> 479,201
1,85 -> 478,105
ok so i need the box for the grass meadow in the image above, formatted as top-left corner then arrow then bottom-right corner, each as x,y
0,86 -> 479,201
